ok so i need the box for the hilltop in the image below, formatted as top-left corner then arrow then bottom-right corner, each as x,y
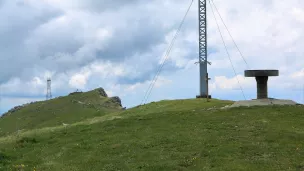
0,97 -> 303,171
0,88 -> 124,137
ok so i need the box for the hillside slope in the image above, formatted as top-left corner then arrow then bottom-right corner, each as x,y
0,99 -> 303,171
0,88 -> 123,136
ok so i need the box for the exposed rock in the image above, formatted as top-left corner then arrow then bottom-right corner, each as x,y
207,106 -> 217,111
71,99 -> 85,105
77,101 -> 85,104
103,96 -> 122,107
221,105 -> 231,109
110,96 -> 122,107
97,87 -> 108,97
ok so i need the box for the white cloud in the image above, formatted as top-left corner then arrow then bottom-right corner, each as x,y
292,7 -> 304,22
69,72 -> 91,89
1,0 -> 304,113
291,68 -> 304,79
89,62 -> 127,78
212,75 -> 254,90
123,76 -> 172,95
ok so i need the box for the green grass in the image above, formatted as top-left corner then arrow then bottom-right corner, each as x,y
0,88 -> 123,137
0,98 -> 303,170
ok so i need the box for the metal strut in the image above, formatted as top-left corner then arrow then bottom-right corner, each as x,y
197,0 -> 211,98
46,78 -> 52,100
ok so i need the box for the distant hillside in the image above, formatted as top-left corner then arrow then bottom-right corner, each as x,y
0,88 -> 124,136
0,99 -> 303,170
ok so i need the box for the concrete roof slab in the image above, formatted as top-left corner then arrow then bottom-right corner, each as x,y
245,70 -> 279,77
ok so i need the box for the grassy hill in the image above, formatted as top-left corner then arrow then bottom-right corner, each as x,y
0,97 -> 303,170
0,88 -> 123,137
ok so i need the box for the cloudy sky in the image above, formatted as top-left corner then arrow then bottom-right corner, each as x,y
0,0 -> 304,114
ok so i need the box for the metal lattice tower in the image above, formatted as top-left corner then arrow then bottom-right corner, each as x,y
197,0 -> 211,98
46,78 -> 52,100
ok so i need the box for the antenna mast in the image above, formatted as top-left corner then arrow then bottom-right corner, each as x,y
46,78 -> 52,100
196,0 -> 211,99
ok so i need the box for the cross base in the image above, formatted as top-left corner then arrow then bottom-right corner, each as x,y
196,95 -> 211,99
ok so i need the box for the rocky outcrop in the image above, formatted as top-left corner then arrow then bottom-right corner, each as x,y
109,96 -> 122,107
102,96 -> 122,108
97,87 -> 108,97
0,88 -> 122,119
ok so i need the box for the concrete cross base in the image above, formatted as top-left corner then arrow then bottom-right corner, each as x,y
196,95 -> 212,99
222,99 -> 300,109
245,70 -> 279,99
